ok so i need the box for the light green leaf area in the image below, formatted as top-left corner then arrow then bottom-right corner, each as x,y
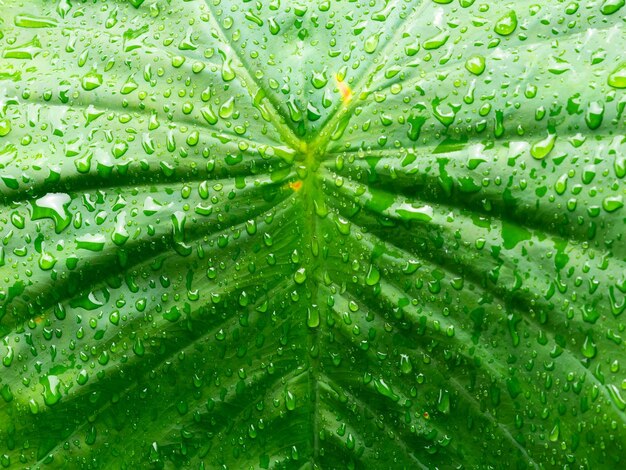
1,0 -> 625,468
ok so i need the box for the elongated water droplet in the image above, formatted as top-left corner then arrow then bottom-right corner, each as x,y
399,354 -> 413,374
76,234 -> 106,252
41,375 -> 62,406
585,101 -> 604,129
14,14 -> 58,28
581,334 -> 597,358
437,389 -> 451,414
374,378 -> 399,401
606,384 -> 626,410
365,264 -> 380,286
220,51 -> 235,82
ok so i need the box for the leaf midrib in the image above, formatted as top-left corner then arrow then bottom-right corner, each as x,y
201,2 -> 441,463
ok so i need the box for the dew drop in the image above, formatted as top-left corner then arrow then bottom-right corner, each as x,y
294,267 -> 307,284
41,375 -> 62,406
581,334 -> 597,358
530,133 -> 556,159
365,264 -> 380,286
81,71 -> 103,91
465,55 -> 486,75
600,0 -> 625,15
602,195 -> 623,213
607,63 -> 626,88
494,10 -> 518,36
30,193 -> 72,233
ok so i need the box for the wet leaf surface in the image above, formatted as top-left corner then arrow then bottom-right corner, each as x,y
0,0 -> 625,468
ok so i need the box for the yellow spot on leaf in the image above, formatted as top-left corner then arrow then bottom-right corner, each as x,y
336,74 -> 352,103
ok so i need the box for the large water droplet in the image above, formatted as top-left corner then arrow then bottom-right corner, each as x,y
607,63 -> 626,88
494,11 -> 518,36
30,193 -> 72,233
530,133 -> 556,159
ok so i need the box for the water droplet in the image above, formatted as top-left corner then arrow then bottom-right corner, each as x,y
530,133 -> 556,159
494,11 -> 518,36
549,422 -> 560,442
38,252 -> 57,271
607,384 -> 626,410
585,101 -> 604,129
607,63 -> 626,88
600,0 -> 625,15
77,370 -> 89,386
602,195 -> 623,213
581,334 -> 597,358
76,234 -> 106,252
112,141 -> 129,158
365,264 -> 380,286
120,76 -> 138,95
465,55 -> 486,75
201,106 -> 218,125
395,203 -> 433,222
307,306 -> 320,328
311,70 -> 328,89
374,378 -> 399,401
364,32 -> 381,53
81,71 -> 103,91
437,389 -> 451,414
133,338 -> 145,356
423,31 -> 450,50
268,17 -> 280,35
294,267 -> 307,284
0,120 -> 11,137
41,375 -> 62,406
220,50 -> 236,82
14,14 -> 58,28
30,193 -> 72,233
219,97 -> 235,119
2,347 -> 13,367
399,354 -> 413,374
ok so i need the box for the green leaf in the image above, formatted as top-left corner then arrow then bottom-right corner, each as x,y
1,0 -> 625,468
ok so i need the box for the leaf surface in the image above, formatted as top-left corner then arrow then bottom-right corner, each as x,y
0,0 -> 625,468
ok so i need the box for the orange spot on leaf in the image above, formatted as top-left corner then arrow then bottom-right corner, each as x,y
288,180 -> 303,191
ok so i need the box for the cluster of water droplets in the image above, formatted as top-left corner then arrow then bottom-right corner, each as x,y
0,0 -> 624,468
